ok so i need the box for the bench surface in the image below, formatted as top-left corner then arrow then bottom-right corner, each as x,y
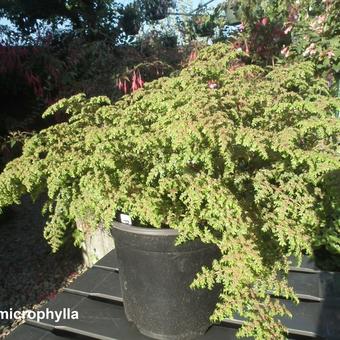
6,250 -> 340,340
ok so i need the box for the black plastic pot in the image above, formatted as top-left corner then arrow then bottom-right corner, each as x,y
111,222 -> 220,340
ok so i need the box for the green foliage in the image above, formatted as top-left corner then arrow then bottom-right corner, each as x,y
0,0 -> 121,36
0,43 -> 340,338
286,0 -> 340,77
119,4 -> 141,36
0,131 -> 33,150
226,0 -> 339,77
137,0 -> 175,21
0,0 -> 175,40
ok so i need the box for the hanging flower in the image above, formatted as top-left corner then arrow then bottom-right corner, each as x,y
326,50 -> 335,58
131,70 -> 138,92
255,17 -> 270,29
131,69 -> 144,92
303,43 -> 317,57
261,17 -> 269,26
288,4 -> 299,23
284,25 -> 293,35
117,69 -> 145,94
188,50 -> 197,63
281,46 -> 290,58
310,15 -> 326,33
136,70 -> 144,88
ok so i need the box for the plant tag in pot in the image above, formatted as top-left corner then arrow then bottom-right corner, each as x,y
120,213 -> 132,225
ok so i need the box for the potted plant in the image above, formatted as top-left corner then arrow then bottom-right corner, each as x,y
112,219 -> 220,339
0,43 -> 339,339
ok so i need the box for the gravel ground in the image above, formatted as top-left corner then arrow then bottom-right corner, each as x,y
0,195 -> 85,339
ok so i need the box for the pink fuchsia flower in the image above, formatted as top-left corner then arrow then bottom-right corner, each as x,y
281,46 -> 290,58
261,17 -> 269,26
326,50 -> 335,58
288,5 -> 299,22
303,43 -> 317,57
116,78 -> 123,91
310,15 -> 326,33
317,15 -> 327,24
255,17 -> 269,30
284,25 -> 293,35
131,72 -> 138,92
137,70 -> 144,88
131,69 -> 144,92
188,50 -> 197,63
116,69 -> 144,94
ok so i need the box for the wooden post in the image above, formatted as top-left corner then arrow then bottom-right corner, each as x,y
76,220 -> 115,267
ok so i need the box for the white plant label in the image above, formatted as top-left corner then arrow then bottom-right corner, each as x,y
120,213 -> 132,225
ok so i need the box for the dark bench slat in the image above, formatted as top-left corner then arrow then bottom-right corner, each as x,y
5,323 -> 75,340
24,291 -> 245,340
288,271 -> 340,300
6,249 -> 340,340
25,292 -> 150,339
63,265 -> 339,338
67,267 -> 121,298
94,251 -> 118,269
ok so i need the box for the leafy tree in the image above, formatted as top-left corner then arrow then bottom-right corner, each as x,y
0,0 -> 179,39
0,0 -> 120,35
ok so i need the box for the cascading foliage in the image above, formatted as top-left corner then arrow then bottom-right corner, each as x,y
0,43 -> 339,339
